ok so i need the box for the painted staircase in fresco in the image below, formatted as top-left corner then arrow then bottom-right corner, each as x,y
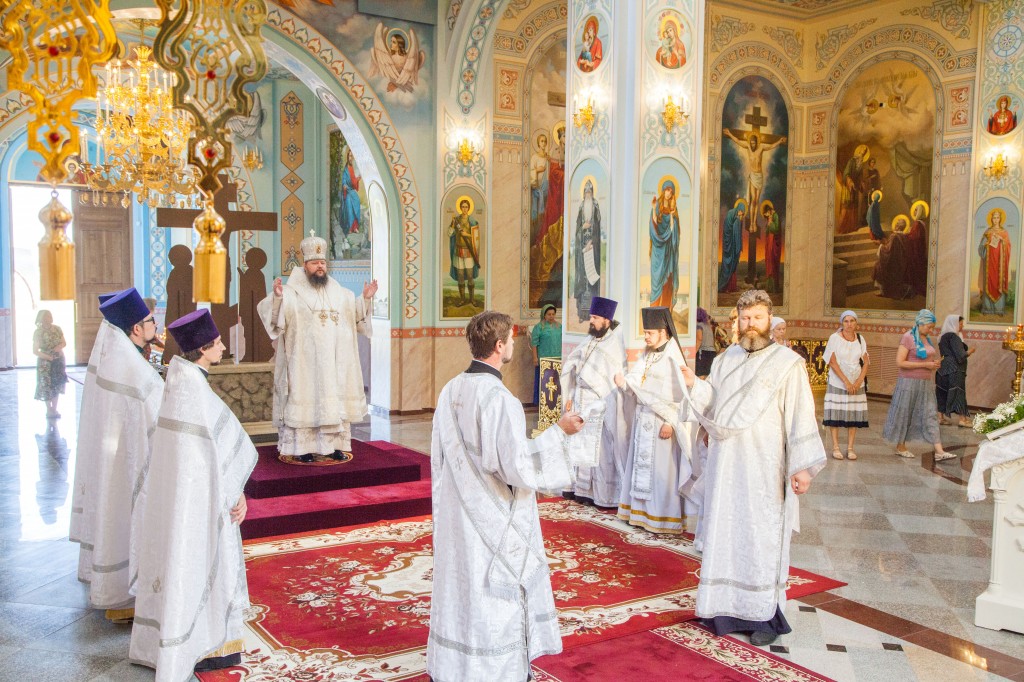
832,227 -> 885,302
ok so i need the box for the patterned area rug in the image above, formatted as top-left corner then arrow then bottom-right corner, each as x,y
198,499 -> 844,681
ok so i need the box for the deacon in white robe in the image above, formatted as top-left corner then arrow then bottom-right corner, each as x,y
70,288 -> 162,620
131,310 -> 257,681
615,307 -> 694,534
679,290 -> 826,645
560,296 -> 631,507
428,311 -> 585,682
257,231 -> 377,463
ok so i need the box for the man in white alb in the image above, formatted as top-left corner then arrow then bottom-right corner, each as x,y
70,288 -> 162,621
678,289 -> 826,645
560,295 -> 630,508
428,311 -> 585,682
259,230 -> 377,464
131,309 -> 257,680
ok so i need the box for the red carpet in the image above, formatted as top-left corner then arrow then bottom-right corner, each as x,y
241,440 -> 432,540
199,499 -> 844,681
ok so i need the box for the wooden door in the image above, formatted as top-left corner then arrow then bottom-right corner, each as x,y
73,192 -> 133,364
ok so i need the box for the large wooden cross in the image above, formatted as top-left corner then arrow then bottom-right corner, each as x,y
725,105 -> 782,146
157,176 -> 278,356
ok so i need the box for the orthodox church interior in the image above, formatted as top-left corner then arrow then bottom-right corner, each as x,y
1,0 -> 1024,680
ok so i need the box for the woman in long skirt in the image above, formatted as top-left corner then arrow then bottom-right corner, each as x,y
33,310 -> 68,418
883,309 -> 954,462
936,315 -> 973,427
822,311 -> 869,460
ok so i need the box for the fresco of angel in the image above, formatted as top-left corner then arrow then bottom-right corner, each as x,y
370,23 -> 426,94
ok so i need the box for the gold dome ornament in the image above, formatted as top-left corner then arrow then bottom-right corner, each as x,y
38,191 -> 76,300
192,198 -> 227,304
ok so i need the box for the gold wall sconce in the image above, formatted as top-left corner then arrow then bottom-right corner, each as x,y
573,93 -> 595,133
662,94 -> 689,132
457,136 -> 479,165
242,146 -> 264,171
984,152 -> 1009,179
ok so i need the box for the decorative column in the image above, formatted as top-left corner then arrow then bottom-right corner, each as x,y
974,449 -> 1024,635
565,0 -> 705,355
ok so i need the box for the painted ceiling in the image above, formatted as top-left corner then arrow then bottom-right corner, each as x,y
712,0 -> 878,19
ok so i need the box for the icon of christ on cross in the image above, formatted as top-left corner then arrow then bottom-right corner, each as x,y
723,106 -> 787,284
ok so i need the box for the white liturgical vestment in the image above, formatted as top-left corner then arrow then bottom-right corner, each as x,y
428,364 -> 582,682
69,322 -> 162,614
131,357 -> 258,682
681,343 -> 826,622
258,268 -> 371,454
560,324 -> 631,506
617,343 -> 695,533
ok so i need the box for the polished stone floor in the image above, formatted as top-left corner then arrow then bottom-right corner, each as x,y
0,368 -> 1022,681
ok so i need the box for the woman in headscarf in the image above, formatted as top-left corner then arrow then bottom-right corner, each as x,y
694,307 -> 716,377
883,309 -> 953,461
530,304 -> 561,404
33,309 -> 68,418
936,315 -> 973,427
822,311 -> 869,460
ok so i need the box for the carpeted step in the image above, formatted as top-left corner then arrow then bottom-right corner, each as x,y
245,441 -> 424,499
241,479 -> 433,540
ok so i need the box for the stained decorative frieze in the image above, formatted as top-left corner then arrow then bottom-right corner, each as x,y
763,26 -> 803,67
708,13 -> 755,54
901,0 -> 973,41
815,18 -> 877,70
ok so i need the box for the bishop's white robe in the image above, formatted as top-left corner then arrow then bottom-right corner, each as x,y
617,343 -> 695,533
130,356 -> 258,682
258,269 -> 372,455
560,325 -> 631,506
680,343 -> 826,623
69,322 -> 162,616
428,365 -> 581,682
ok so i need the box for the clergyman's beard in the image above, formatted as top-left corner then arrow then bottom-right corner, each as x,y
738,326 -> 773,352
309,272 -> 329,289
588,323 -> 609,338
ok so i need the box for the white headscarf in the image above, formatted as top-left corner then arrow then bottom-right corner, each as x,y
770,316 -> 786,331
939,314 -> 962,339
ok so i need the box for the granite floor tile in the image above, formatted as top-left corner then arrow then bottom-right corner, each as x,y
0,601 -> 90,646
899,533 -> 990,557
9,570 -> 91,609
813,510 -> 894,530
913,554 -> 992,584
0,648 -> 120,682
825,546 -> 923,577
818,527 -> 910,552
884,513 -> 976,536
929,578 -> 995,610
86,660 -> 159,681
23,609 -> 132,658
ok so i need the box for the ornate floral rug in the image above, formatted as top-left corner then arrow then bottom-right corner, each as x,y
198,499 -> 843,681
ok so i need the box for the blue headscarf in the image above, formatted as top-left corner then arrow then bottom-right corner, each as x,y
911,309 -> 936,359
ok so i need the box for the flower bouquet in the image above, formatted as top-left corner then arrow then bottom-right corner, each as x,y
973,393 -> 1024,440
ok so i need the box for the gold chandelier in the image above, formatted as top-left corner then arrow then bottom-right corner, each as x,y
72,45 -> 198,208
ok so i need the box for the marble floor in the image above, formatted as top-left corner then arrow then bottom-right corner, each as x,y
0,368 -> 1022,681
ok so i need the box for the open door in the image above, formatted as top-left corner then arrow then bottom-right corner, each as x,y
73,192 -> 133,364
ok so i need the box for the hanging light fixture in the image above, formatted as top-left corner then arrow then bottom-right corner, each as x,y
0,0 -> 117,300
153,0 -> 269,303
38,191 -> 76,300
72,44 -> 199,209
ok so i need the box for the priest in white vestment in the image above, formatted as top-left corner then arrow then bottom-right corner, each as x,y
70,291 -> 120,586
258,231 -> 377,464
561,295 -> 630,507
70,288 -> 162,621
615,307 -> 694,533
428,311 -> 585,682
131,309 -> 257,681
678,290 -> 826,646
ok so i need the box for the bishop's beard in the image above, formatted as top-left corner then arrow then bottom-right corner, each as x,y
738,325 -> 773,352
309,272 -> 329,289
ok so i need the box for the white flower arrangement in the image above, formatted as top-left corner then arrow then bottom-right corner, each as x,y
974,393 -> 1024,440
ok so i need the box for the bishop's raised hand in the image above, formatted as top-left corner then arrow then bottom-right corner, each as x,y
363,279 -> 379,299
273,277 -> 283,298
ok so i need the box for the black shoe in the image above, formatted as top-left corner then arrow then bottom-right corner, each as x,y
328,450 -> 348,461
194,652 -> 242,672
749,630 -> 777,646
297,453 -> 316,463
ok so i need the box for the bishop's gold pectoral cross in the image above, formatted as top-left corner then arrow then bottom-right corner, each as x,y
316,309 -> 341,327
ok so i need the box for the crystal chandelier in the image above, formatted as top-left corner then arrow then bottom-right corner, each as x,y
72,45 -> 199,208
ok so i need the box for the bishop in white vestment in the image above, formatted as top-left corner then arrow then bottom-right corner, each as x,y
428,311 -> 584,682
560,296 -> 630,507
679,290 -> 826,645
258,231 -> 377,463
70,288 -> 162,620
131,310 -> 257,681
615,307 -> 693,534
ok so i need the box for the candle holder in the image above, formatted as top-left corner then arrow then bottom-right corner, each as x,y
1003,324 -> 1024,396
